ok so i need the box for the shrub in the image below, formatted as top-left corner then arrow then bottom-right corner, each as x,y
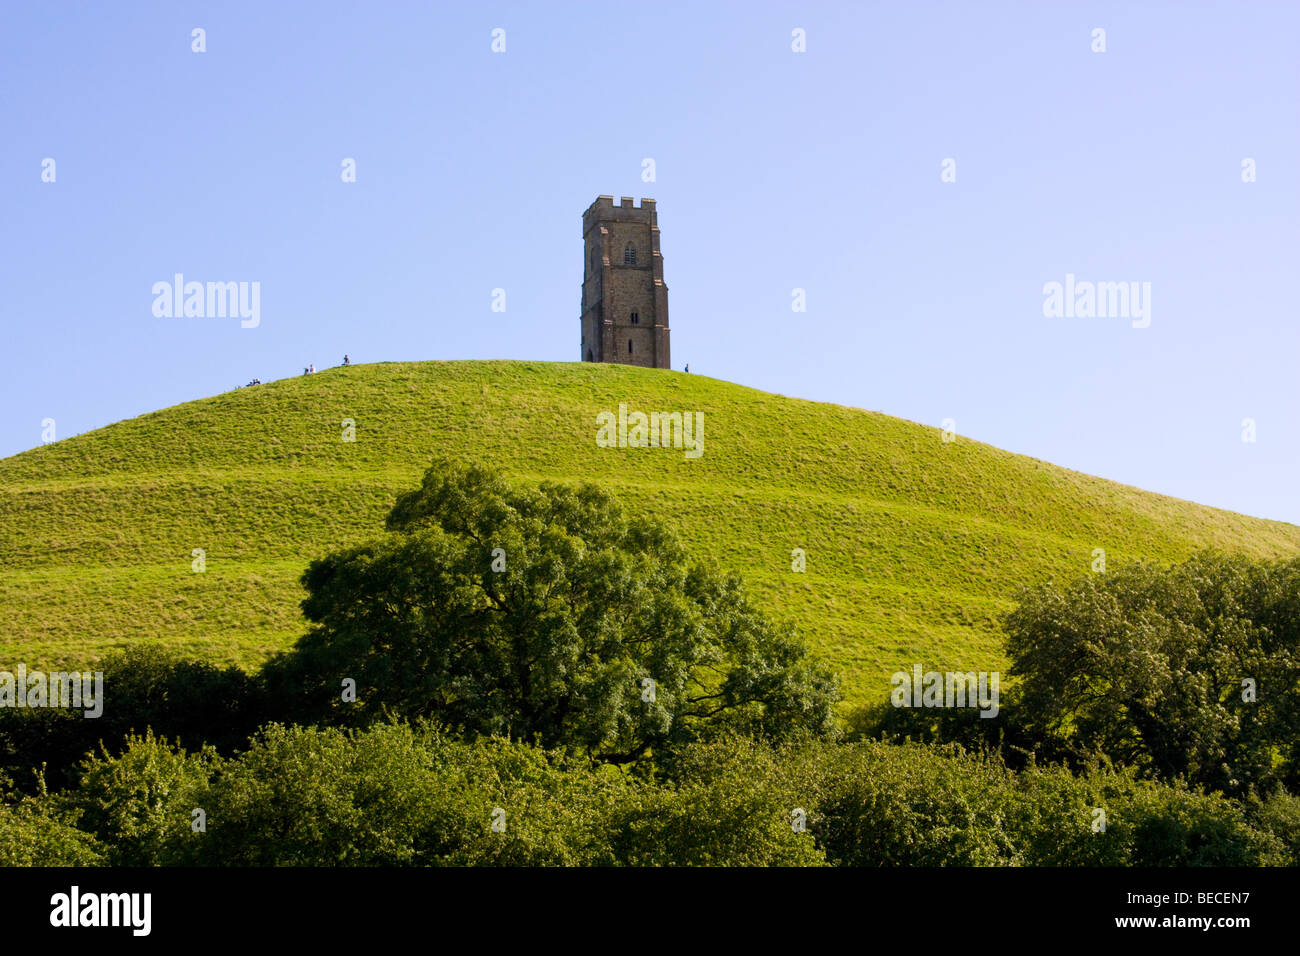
63,730 -> 216,866
1009,762 -> 1272,866
0,796 -> 102,866
796,740 -> 1020,866
613,736 -> 826,866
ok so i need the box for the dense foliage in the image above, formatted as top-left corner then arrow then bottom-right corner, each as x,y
264,459 -> 839,761
4,725 -> 1295,867
3,465 -> 1297,868
1005,553 -> 1300,796
0,646 -> 267,794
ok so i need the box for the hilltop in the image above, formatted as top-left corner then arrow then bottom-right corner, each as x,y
3,360 -> 1297,706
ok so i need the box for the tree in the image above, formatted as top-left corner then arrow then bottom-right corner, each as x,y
1004,552 -> 1300,796
266,459 -> 838,762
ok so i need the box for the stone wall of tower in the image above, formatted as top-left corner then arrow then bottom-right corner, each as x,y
580,196 -> 670,369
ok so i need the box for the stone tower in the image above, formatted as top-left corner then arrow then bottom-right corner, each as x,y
580,196 -> 670,369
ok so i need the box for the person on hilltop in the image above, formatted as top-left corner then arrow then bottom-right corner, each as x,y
343,354 -> 350,366
684,364 -> 690,373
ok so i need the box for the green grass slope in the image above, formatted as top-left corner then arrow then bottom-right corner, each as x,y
3,360 -> 1297,707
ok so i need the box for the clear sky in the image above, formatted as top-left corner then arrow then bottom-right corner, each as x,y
3,2 -> 1297,523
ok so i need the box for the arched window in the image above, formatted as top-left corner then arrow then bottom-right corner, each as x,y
623,243 -> 636,266
630,312 -> 639,324
628,340 -> 634,354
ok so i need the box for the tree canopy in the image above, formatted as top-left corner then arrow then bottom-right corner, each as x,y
1005,552 -> 1300,796
266,459 -> 839,762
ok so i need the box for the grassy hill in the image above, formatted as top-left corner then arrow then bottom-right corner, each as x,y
3,359 -> 1298,708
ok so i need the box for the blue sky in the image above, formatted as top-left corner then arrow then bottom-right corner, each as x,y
3,2 -> 1297,523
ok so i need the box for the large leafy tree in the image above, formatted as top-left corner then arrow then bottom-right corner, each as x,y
266,460 -> 838,762
1005,552 -> 1300,796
